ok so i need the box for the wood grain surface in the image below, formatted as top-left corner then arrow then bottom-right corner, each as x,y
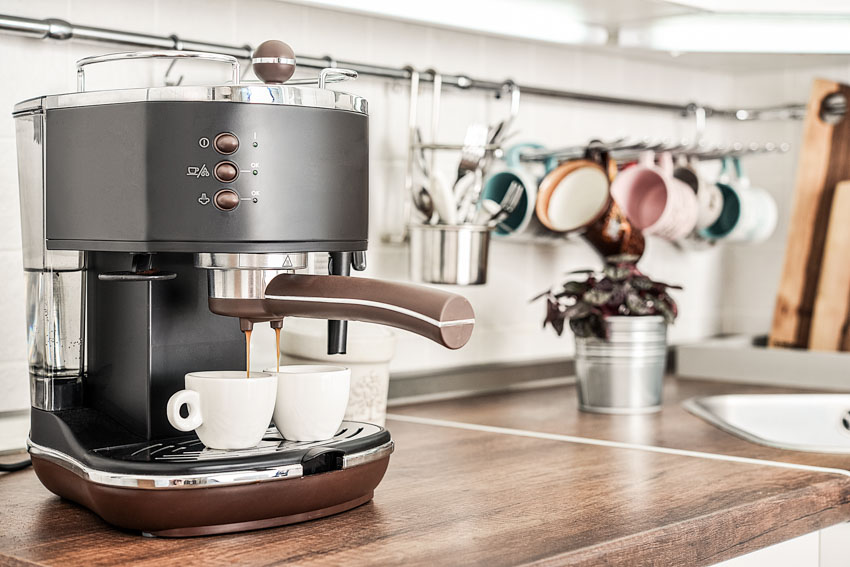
810,180 -> 850,351
1,381 -> 850,566
770,79 -> 850,349
0,419 -> 848,567
392,377 -> 850,472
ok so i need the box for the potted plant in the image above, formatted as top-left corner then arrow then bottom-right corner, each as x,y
535,255 -> 681,414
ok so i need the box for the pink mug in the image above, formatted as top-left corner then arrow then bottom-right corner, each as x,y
610,152 -> 698,241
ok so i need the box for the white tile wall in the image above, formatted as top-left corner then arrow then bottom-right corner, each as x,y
0,0 -> 775,412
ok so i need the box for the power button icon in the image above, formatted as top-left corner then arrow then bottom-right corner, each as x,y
199,137 -> 210,148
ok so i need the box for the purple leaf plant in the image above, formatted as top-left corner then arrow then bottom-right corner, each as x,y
533,254 -> 682,339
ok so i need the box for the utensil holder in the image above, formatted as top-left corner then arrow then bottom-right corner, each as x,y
409,224 -> 490,285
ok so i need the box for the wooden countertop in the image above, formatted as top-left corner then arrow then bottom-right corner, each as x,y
392,377 -> 850,472
2,378 -> 850,566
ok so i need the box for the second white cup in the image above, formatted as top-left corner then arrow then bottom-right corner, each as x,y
265,365 -> 351,441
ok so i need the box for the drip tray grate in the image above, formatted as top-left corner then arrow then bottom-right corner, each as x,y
93,422 -> 380,463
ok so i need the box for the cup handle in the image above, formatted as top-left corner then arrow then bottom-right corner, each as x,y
718,157 -> 731,184
505,143 -> 542,168
732,156 -> 751,188
167,390 -> 203,432
505,143 -> 558,173
658,151 -> 674,173
638,150 -> 655,167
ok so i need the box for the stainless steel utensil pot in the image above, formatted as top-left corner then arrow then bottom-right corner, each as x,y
409,224 -> 490,285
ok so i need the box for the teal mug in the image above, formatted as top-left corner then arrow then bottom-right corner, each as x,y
699,158 -> 741,240
481,143 -> 556,237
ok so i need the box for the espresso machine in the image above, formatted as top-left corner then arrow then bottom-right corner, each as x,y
14,41 -> 474,536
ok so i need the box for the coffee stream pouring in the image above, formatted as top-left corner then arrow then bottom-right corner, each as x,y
14,40 -> 474,536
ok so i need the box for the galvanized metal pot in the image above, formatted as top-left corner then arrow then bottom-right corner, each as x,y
574,316 -> 667,414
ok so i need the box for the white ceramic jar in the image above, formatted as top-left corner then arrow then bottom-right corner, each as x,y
278,317 -> 397,426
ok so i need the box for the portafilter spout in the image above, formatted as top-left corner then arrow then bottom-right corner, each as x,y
195,252 -> 309,330
208,273 -> 475,350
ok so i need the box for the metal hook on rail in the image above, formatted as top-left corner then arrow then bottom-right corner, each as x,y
163,35 -> 185,86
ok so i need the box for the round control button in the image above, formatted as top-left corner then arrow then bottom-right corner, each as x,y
214,189 -> 240,211
214,133 -> 239,154
214,161 -> 238,183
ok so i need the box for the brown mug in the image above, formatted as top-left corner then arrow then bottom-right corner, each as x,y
579,151 -> 645,260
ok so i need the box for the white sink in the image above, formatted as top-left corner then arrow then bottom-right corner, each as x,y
684,394 -> 850,454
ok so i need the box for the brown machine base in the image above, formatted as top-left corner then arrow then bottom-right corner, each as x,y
32,455 -> 390,537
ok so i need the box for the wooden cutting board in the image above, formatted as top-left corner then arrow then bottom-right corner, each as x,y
808,180 -> 850,351
769,79 -> 850,349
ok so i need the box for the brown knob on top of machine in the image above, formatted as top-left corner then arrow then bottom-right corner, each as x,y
252,40 -> 297,84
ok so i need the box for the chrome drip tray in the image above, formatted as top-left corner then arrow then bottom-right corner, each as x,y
94,422 -> 381,463
684,394 -> 850,454
30,418 -> 393,490
29,410 -> 393,479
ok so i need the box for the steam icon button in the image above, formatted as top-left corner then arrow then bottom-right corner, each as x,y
198,192 -> 211,206
214,189 -> 240,211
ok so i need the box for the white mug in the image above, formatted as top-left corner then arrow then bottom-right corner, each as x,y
725,158 -> 778,243
673,159 -> 723,231
266,365 -> 350,441
166,371 -> 276,450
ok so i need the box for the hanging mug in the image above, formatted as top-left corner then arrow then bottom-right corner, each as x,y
579,148 -> 645,260
699,158 -> 741,240
536,150 -> 612,234
673,155 -> 723,231
610,151 -> 699,241
725,157 -> 778,243
480,142 -> 553,237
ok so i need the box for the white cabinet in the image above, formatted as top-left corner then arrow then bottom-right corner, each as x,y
712,524 -> 850,567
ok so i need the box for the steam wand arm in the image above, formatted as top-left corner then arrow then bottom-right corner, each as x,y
261,274 -> 474,350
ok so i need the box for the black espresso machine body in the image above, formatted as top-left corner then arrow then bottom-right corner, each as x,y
14,48 -> 474,536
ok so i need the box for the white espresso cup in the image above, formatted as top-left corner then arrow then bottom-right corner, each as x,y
166,371 -> 276,450
265,365 -> 351,442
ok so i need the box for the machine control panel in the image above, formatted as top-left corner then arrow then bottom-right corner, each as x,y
45,101 -> 368,252
196,132 -> 254,212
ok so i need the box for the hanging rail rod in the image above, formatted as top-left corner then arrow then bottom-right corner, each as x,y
0,13 -> 829,121
519,137 -> 791,163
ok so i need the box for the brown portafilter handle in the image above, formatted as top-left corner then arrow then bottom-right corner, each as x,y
252,40 -> 297,84
261,274 -> 475,350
